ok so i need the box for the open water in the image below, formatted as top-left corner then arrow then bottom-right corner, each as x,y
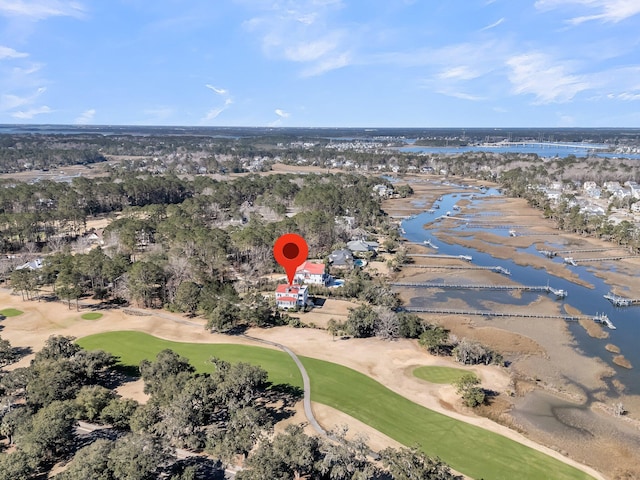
399,144 -> 640,160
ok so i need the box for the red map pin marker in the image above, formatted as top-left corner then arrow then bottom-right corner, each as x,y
273,233 -> 309,285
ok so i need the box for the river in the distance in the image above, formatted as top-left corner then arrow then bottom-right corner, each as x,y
400,186 -> 640,394
399,144 -> 640,160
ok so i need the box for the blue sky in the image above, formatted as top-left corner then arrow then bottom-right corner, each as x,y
0,0 -> 639,127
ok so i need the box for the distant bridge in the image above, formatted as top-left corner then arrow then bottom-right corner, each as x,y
484,141 -> 609,150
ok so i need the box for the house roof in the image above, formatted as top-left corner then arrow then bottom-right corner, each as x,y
276,284 -> 306,294
276,296 -> 298,303
16,258 -> 44,270
296,261 -> 325,275
347,240 -> 378,252
329,249 -> 353,265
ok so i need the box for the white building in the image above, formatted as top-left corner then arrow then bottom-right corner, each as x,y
295,261 -> 330,286
275,284 -> 308,309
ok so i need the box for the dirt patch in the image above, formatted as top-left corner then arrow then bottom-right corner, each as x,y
299,298 -> 357,329
115,378 -> 149,404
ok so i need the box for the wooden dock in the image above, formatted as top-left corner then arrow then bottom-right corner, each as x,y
567,255 -> 637,264
392,282 -> 567,298
604,293 -> 640,307
553,247 -> 612,255
403,264 -> 511,275
408,254 -> 473,262
401,307 -> 615,329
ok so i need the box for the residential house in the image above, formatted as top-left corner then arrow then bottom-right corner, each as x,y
16,258 -> 44,270
372,184 -> 393,198
295,261 -> 330,285
583,181 -> 601,199
543,188 -> 562,201
275,284 -> 308,309
625,181 -> 640,199
328,249 -> 354,269
86,230 -> 104,245
347,239 -> 379,253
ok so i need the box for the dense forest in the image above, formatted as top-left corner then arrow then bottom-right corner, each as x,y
0,169 -> 405,334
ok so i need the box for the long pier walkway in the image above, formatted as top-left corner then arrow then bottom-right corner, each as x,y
402,307 -> 615,329
408,253 -> 473,261
566,255 -> 637,264
403,264 -> 511,275
392,282 -> 567,298
553,247 -> 612,255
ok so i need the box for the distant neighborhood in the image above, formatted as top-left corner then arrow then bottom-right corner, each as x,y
537,179 -> 640,226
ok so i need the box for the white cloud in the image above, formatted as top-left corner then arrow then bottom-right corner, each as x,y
241,0 -> 351,77
11,104 -> 51,118
0,86 -> 45,110
202,97 -> 233,121
275,109 -> 290,118
480,17 -> 505,30
0,0 -> 85,20
0,45 -> 28,59
301,51 -> 351,77
535,0 -> 640,24
506,52 -> 589,103
74,108 -> 95,124
437,90 -> 485,101
205,84 -> 227,95
203,84 -> 233,121
609,92 -> 640,101
438,66 -> 482,81
284,37 -> 339,62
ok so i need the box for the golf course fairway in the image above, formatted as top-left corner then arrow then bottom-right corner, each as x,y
77,331 -> 594,480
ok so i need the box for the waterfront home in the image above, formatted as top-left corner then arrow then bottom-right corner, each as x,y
295,261 -> 330,285
275,284 -> 308,309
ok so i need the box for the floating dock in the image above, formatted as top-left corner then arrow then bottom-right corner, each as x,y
604,293 -> 640,307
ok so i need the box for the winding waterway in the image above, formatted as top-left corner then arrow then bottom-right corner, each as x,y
400,186 -> 640,395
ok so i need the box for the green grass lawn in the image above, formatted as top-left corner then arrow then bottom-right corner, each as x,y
76,331 -> 593,480
413,365 -> 470,384
0,308 -> 24,317
80,312 -> 104,320
76,331 -> 302,388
